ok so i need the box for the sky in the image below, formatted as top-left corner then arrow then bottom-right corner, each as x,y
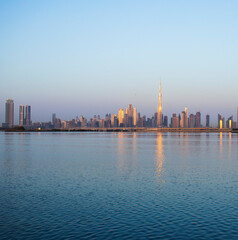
0,0 -> 237,125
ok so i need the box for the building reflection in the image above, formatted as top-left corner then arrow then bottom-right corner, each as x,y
228,133 -> 232,160
155,133 -> 165,183
117,132 -> 138,172
219,132 -> 223,156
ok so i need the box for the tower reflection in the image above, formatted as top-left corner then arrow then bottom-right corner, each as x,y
117,132 -> 138,172
219,132 -> 223,156
155,133 -> 165,183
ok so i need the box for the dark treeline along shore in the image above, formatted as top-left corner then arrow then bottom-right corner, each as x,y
1,126 -> 238,133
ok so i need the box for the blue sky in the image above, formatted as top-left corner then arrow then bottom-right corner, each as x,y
0,0 -> 237,125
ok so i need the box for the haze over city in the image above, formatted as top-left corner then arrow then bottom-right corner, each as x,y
0,0 -> 237,124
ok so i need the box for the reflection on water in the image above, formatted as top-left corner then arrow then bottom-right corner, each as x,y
1,132 -> 238,239
117,132 -> 138,172
155,133 -> 164,183
219,132 -> 223,156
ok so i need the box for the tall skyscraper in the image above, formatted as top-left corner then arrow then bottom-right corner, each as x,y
118,109 -> 124,127
195,112 -> 201,128
5,99 -> 14,128
133,108 -> 137,127
19,105 -> 24,126
189,114 -> 195,128
157,80 -> 163,127
171,114 -> 179,128
218,114 -> 224,128
226,116 -> 233,128
25,105 -> 31,126
180,111 -> 186,128
128,104 -> 133,127
206,114 -> 210,128
163,116 -> 168,127
52,113 -> 56,127
185,107 -> 188,128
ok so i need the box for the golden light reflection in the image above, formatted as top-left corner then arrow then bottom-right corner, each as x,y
219,132 -> 223,155
229,132 -> 232,158
117,132 -> 125,171
155,133 -> 165,183
117,132 -> 138,172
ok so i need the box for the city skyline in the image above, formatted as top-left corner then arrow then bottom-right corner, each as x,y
1,83 -> 238,128
0,1 -> 237,124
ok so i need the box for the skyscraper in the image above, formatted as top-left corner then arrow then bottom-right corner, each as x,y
118,109 -> 124,127
5,99 -> 14,128
171,114 -> 179,128
189,114 -> 195,128
195,112 -> 201,128
133,108 -> 137,127
206,114 -> 210,128
185,107 -> 188,128
157,80 -> 163,127
180,111 -> 186,128
128,104 -> 133,127
52,113 -> 56,127
25,105 -> 31,126
218,114 -> 224,129
19,105 -> 24,126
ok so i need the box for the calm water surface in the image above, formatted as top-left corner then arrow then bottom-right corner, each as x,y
0,132 -> 238,239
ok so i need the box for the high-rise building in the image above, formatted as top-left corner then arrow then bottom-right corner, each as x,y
195,112 -> 201,128
5,99 -> 14,128
111,114 -> 118,127
226,116 -> 233,128
189,114 -> 195,128
118,109 -> 124,127
128,104 -> 133,127
218,114 -> 224,129
137,113 -> 141,127
206,114 -> 210,128
133,108 -> 137,127
185,107 -> 188,128
157,80 -> 163,127
163,116 -> 168,127
19,105 -> 24,126
180,111 -> 186,128
52,113 -> 56,126
25,105 -> 31,126
171,114 -> 179,128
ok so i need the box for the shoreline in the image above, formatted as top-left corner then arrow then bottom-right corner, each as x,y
1,127 -> 237,133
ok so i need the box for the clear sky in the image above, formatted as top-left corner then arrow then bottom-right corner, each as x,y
0,0 -> 237,125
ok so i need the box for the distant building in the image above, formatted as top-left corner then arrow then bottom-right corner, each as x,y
180,111 -> 186,128
111,114 -> 118,128
163,116 -> 168,127
189,114 -> 195,128
25,105 -> 31,126
52,113 -> 56,127
226,116 -> 233,128
185,107 -> 188,128
19,105 -> 24,126
195,112 -> 201,128
118,109 -> 124,127
5,99 -> 14,128
61,120 -> 67,129
124,113 -> 128,127
218,114 -> 225,129
171,114 -> 179,128
128,104 -> 133,127
133,108 -> 137,127
206,115 -> 210,128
